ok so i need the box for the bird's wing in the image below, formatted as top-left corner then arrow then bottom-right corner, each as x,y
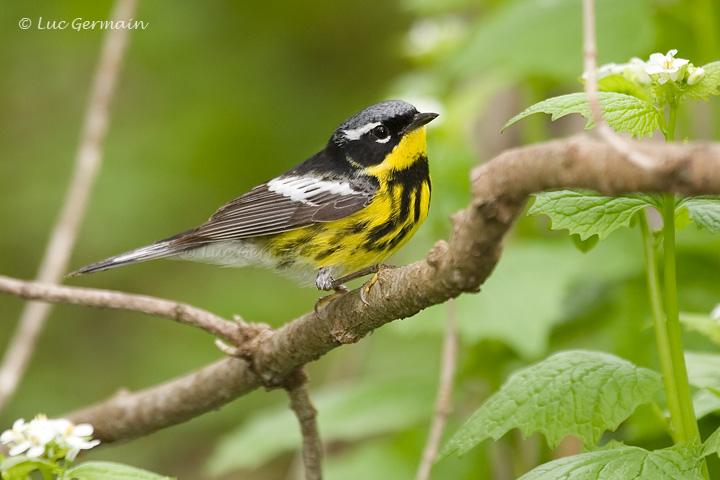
180,175 -> 377,242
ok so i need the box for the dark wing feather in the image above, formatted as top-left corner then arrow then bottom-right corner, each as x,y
176,176 -> 376,243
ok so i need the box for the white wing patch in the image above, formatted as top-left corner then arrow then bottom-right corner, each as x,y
342,121 -> 381,141
267,176 -> 358,206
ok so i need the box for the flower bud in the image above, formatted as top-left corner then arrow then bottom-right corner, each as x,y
687,67 -> 706,85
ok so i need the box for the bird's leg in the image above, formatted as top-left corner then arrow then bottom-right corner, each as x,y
314,267 -> 350,313
325,264 -> 392,289
331,264 -> 397,305
314,264 -> 396,312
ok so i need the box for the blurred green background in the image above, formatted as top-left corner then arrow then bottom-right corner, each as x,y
1,0 -> 720,479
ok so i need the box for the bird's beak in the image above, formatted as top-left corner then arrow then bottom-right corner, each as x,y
402,112 -> 439,135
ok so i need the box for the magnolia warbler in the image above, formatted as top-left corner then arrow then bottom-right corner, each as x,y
70,101 -> 438,296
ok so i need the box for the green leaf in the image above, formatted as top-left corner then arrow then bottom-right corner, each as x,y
675,205 -> 693,230
67,462 -> 173,480
597,75 -> 652,102
502,92 -> 661,138
0,456 -> 57,480
439,351 -> 662,458
529,191 -> 657,240
677,197 -> 720,233
0,457 -> 41,480
570,233 -> 599,252
684,61 -> 720,102
703,425 -> 720,458
206,379 -> 434,475
518,442 -> 704,480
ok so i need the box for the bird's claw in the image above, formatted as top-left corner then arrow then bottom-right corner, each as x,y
314,285 -> 349,315
359,270 -> 385,306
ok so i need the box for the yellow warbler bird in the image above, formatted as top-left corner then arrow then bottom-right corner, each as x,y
71,100 -> 437,297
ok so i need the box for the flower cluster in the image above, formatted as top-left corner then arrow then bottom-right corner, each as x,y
1,415 -> 100,462
585,49 -> 706,86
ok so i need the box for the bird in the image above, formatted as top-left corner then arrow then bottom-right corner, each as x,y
70,100 -> 438,299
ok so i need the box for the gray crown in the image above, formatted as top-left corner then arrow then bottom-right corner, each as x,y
338,100 -> 416,131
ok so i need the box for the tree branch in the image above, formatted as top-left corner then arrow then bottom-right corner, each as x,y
0,276 -> 243,344
416,300 -> 457,480
581,0 -> 655,168
2,137 -> 720,443
284,369 -> 323,480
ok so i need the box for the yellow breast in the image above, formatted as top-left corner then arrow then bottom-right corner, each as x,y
266,126 -> 432,281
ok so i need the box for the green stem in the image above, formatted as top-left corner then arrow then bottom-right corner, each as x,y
661,194 -> 700,444
660,103 -> 709,478
639,210 -> 682,442
667,104 -> 677,142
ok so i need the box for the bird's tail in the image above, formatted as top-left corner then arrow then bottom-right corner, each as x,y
68,237 -> 196,276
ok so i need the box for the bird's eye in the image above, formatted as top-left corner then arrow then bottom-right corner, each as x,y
371,125 -> 390,140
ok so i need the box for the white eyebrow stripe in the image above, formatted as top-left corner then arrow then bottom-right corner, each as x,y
267,176 -> 359,205
342,121 -> 381,141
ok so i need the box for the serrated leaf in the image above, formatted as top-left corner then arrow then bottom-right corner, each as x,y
529,191 -> 656,240
677,197 -> 720,233
518,442 -> 704,480
439,351 -> 662,458
207,379 -> 434,475
502,92 -> 661,138
684,61 -> 720,102
67,462 -> 173,480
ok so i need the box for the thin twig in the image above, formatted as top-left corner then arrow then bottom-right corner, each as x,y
581,0 -> 655,170
0,0 -> 138,413
0,275 -> 243,344
284,369 -> 323,480
415,299 -> 458,480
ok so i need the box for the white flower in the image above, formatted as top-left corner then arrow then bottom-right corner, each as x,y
711,304 -> 720,321
7,415 -> 57,458
583,58 -> 651,85
621,57 -> 652,85
687,66 -> 706,85
1,416 -> 99,461
1,418 -> 29,456
644,49 -> 690,84
53,419 -> 100,461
